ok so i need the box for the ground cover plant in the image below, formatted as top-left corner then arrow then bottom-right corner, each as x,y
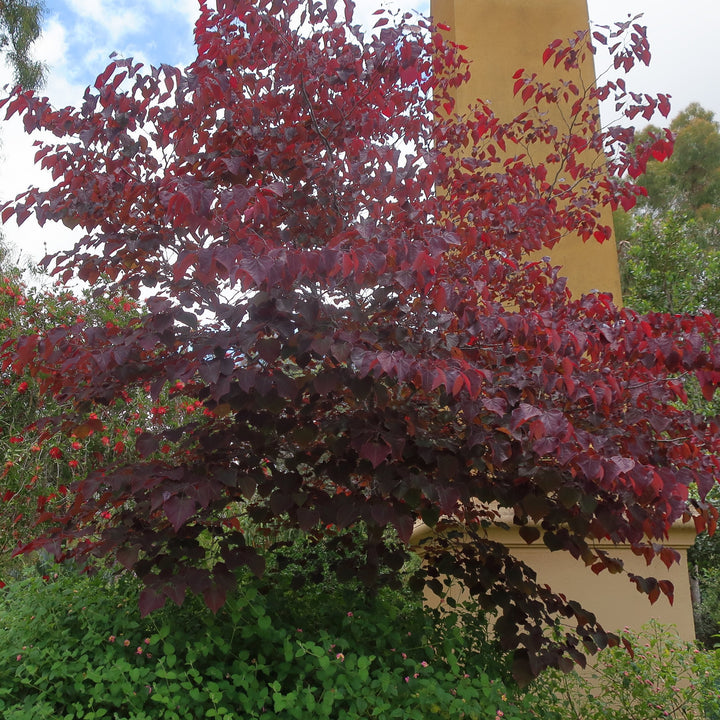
0,536 -> 532,719
3,552 -> 720,719
2,0 -> 720,683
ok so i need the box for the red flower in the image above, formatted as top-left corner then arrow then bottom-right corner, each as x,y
114,441 -> 125,453
71,441 -> 82,450
17,381 -> 28,393
49,447 -> 62,459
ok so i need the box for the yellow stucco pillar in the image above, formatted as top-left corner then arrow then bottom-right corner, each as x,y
428,0 -> 697,641
431,0 -> 623,301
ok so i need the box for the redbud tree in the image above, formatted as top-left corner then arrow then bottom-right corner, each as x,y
2,0 -> 719,681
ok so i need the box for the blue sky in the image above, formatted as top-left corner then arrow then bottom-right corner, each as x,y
0,0 -> 718,261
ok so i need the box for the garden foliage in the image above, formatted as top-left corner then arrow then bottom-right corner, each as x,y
1,0 -> 719,681
2,553 -> 719,719
0,538 -> 529,719
529,620 -> 720,720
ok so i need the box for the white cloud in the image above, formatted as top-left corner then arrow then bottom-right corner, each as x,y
34,17 -> 68,69
146,0 -> 200,28
65,0 -> 143,44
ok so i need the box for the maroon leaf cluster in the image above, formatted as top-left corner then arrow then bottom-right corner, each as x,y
2,0 -> 719,680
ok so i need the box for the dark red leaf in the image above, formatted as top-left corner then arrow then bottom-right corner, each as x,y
163,496 -> 196,532
139,588 -> 167,617
359,441 -> 391,469
203,584 -> 227,614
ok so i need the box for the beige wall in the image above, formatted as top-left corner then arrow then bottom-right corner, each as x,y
414,521 -> 697,640
428,0 -> 696,639
431,0 -> 623,301
490,523 -> 696,639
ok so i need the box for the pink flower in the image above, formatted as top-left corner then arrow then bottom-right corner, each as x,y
108,635 -> 116,643
404,676 -> 409,683
123,639 -> 130,647
421,661 -> 428,667
336,653 -> 345,662
16,654 -> 21,661
136,647 -> 143,655
347,611 -> 353,617
144,638 -> 151,645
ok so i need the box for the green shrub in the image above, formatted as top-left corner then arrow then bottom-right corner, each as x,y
0,537 -> 532,719
528,620 -> 720,720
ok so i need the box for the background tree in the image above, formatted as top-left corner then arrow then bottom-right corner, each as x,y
619,103 -> 720,312
633,102 -> 720,222
621,212 -> 720,315
1,0 -> 717,682
0,0 -> 45,89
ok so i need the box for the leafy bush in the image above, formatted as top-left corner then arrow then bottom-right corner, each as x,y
692,565 -> 720,648
528,620 -> 720,720
0,538 -> 532,719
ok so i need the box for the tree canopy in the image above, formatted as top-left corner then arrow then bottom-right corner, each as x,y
633,102 -> 720,224
0,0 -> 45,89
0,0 -> 718,682
620,104 -> 720,315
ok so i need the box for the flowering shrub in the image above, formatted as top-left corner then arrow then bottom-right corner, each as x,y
0,254 -> 213,577
527,620 -> 720,720
0,536 -> 535,719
